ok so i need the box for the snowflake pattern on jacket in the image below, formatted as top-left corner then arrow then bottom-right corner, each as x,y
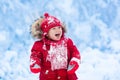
47,40 -> 68,70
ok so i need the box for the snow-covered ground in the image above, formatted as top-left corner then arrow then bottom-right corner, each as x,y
0,0 -> 120,80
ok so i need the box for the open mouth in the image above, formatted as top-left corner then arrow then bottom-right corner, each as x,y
55,33 -> 60,37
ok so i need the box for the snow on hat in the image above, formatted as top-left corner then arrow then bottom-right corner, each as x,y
40,13 -> 62,36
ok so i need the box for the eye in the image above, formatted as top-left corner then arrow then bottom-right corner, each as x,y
58,26 -> 61,28
51,26 -> 62,30
52,27 -> 56,30
58,26 -> 62,29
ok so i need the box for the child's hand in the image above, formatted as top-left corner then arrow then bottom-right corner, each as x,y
67,58 -> 80,74
30,58 -> 41,73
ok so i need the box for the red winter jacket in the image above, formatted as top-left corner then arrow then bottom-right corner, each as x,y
30,37 -> 80,80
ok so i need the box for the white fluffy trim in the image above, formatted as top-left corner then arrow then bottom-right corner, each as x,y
71,57 -> 80,64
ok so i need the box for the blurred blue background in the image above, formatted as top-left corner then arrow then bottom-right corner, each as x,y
0,0 -> 120,80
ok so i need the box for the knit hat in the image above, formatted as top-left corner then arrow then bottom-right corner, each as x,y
40,13 -> 62,36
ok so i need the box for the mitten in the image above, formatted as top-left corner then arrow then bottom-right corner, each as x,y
30,57 -> 41,73
67,57 -> 80,74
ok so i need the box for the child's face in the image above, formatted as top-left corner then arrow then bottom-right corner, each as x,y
47,26 -> 63,41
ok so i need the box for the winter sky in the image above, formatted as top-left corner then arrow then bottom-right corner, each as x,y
0,0 -> 120,80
